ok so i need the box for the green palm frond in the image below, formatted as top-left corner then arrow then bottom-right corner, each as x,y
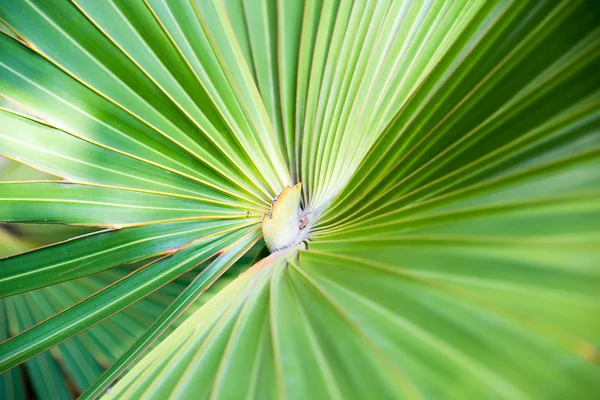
0,159 -> 262,399
0,231 -> 260,399
1,0 -> 599,399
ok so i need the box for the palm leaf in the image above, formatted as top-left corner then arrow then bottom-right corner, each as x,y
1,0 -> 599,399
0,217 -> 262,399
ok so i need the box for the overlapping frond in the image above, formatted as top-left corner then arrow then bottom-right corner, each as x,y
0,223 -> 261,398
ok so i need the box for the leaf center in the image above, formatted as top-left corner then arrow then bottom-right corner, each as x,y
261,183 -> 307,252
